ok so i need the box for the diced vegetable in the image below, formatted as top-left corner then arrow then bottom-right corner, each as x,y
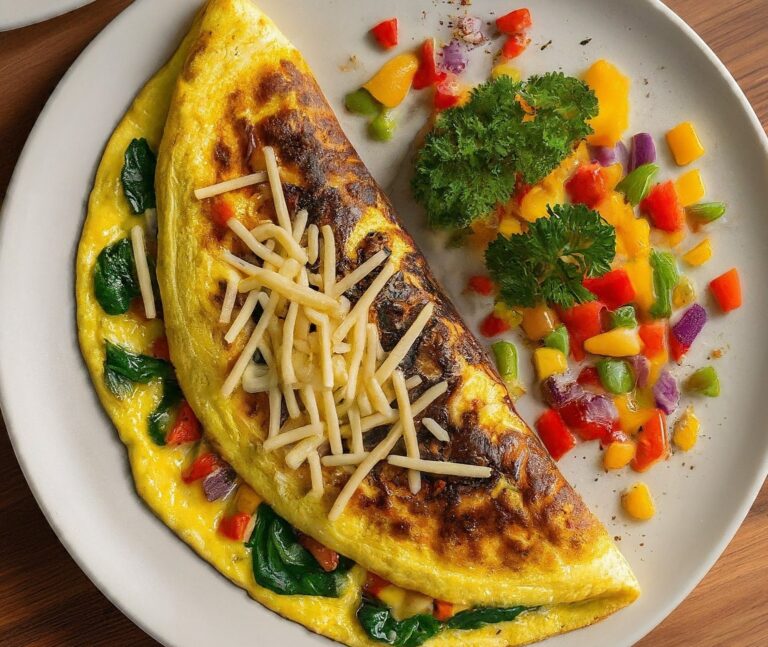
479,312 -> 510,337
682,239 -> 712,267
610,305 -> 637,329
534,348 -> 568,381
491,62 -> 521,81
433,75 -> 462,110
440,39 -> 468,74
626,354 -> 650,388
583,268 -> 635,310
544,325 -> 570,356
165,400 -> 202,445
559,301 -> 605,361
412,38 -> 446,89
615,163 -> 659,206
147,379 -> 182,445
219,512 -> 253,541
370,18 -> 398,49
501,33 -> 530,59
182,452 -> 221,483
639,321 -> 667,358
590,142 -> 628,167
433,600 -> 455,622
604,441 -> 636,470
670,303 -> 707,351
672,276 -> 697,309
649,250 -> 679,319
686,366 -> 720,397
491,341 -> 518,381
235,485 -> 261,515
565,163 -> 608,208
368,111 -> 396,141
493,301 -> 523,328
673,406 -> 700,451
520,305 -> 558,341
631,409 -> 668,472
614,393 -> 654,435
456,16 -> 487,46
584,327 -> 642,357
652,369 -> 679,415
583,60 -> 630,147
666,121 -> 705,166
298,534 -> 341,573
577,366 -> 601,388
596,358 -> 633,394
535,409 -> 576,460
675,169 -> 705,206
641,181 -> 684,231
496,8 -> 532,34
344,88 -> 381,116
203,466 -> 237,501
709,268 -> 742,312
560,392 -> 619,442
363,53 -> 419,108
468,275 -> 494,296
541,373 -> 582,408
364,572 -> 391,597
622,482 -> 656,520
627,133 -> 656,173
686,201 -> 726,224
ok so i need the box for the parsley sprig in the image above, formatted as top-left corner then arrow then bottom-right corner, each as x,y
412,73 -> 598,230
485,204 -> 615,309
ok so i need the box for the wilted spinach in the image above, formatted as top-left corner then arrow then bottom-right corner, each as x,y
93,238 -> 139,315
121,138 -> 156,214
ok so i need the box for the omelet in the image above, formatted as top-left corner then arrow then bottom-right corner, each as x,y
76,0 -> 639,645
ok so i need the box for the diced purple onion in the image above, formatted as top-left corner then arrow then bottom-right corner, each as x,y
440,39 -> 469,74
627,355 -> 650,389
582,392 -> 619,425
203,465 -> 237,501
541,373 -> 583,409
653,370 -> 680,415
456,16 -> 487,46
590,141 -> 628,168
671,303 -> 707,346
627,133 -> 656,172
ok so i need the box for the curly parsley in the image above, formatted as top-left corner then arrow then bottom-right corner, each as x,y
485,204 -> 615,309
412,73 -> 597,230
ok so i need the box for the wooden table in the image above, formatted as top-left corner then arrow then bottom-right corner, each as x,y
0,0 -> 766,645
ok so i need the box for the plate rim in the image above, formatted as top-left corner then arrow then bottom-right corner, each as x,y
0,0 -> 96,32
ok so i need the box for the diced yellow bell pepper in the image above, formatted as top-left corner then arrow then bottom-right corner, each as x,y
533,348 -> 568,381
675,169 -> 705,206
498,216 -> 523,237
597,192 -> 649,258
682,238 -> 712,267
673,405 -> 700,451
491,62 -> 521,81
622,482 -> 656,520
672,276 -> 696,310
602,163 -> 624,191
614,393 -> 654,436
493,301 -> 523,328
521,305 -> 558,341
363,53 -> 419,108
584,327 -> 642,357
519,147 -> 585,222
624,257 -> 654,314
583,60 -> 630,147
666,121 -> 705,166
647,351 -> 668,387
235,485 -> 261,515
377,586 -> 408,620
603,440 -> 636,470
519,185 -> 555,222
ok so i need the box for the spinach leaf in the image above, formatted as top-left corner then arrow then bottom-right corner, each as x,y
121,138 -> 156,214
357,598 -> 441,647
444,606 -> 529,631
93,238 -> 139,315
103,365 -> 134,400
247,503 -> 351,597
147,379 -> 183,445
104,341 -> 173,383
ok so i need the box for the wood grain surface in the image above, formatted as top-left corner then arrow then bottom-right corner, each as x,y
0,0 -> 766,645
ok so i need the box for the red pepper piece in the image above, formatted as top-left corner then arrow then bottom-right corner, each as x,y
370,18 -> 398,49
496,8 -> 532,34
434,88 -> 461,110
631,409 -> 668,472
639,321 -> 667,358
501,33 -> 530,59
583,269 -> 636,310
467,275 -> 494,296
565,163 -> 608,208
363,572 -> 391,597
577,366 -> 601,388
210,198 -> 234,228
558,301 -> 605,361
433,600 -> 455,622
182,452 -> 220,484
479,312 -> 510,338
668,332 -> 689,362
298,534 -> 340,572
709,268 -> 742,313
558,399 -> 616,443
535,409 -> 576,460
641,181 -> 684,232
412,38 -> 446,90
150,336 -> 171,361
218,512 -> 253,541
166,400 -> 202,445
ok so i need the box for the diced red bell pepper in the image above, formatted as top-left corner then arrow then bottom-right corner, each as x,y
558,301 -> 606,361
496,8 -> 532,35
639,321 -> 667,358
370,18 -> 398,49
535,409 -> 576,461
468,275 -> 494,296
218,512 -> 253,541
709,268 -> 742,313
434,88 -> 461,110
363,572 -> 391,597
182,452 -> 220,483
210,198 -> 234,228
479,312 -> 510,338
501,33 -> 530,59
577,366 -> 601,388
412,38 -> 446,90
565,164 -> 608,209
582,269 -> 636,310
641,181 -> 684,232
151,336 -> 170,361
668,332 -> 689,362
298,534 -> 340,572
631,409 -> 668,472
559,399 -> 617,443
433,600 -> 455,622
166,400 -> 202,445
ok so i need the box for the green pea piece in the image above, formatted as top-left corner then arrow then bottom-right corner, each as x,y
544,325 -> 570,356
616,163 -> 659,206
491,340 -> 518,382
344,88 -> 381,116
610,305 -> 637,329
368,110 -> 396,142
686,366 -> 720,397
685,201 -> 726,224
597,358 -> 634,394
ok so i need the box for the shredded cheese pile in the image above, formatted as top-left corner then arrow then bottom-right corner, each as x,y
195,147 -> 491,520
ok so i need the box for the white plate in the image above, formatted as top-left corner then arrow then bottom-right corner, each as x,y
1,1 -> 766,646
0,0 -> 95,31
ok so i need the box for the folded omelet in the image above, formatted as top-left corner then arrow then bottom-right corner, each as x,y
77,0 -> 639,645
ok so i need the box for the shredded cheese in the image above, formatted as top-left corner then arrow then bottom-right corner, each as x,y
393,370 -> 421,494
331,249 -> 388,298
292,208 -> 308,243
282,384 -> 301,419
322,389 -> 343,455
375,302 -> 434,384
387,456 -> 492,478
321,453 -> 369,467
306,309 -> 333,389
224,290 -> 260,344
321,224 -> 336,296
308,451 -> 324,496
285,435 -> 326,469
422,418 -> 451,442
250,223 -> 308,264
227,219 -> 285,267
262,423 -> 322,451
332,261 -> 396,343
280,302 -> 298,385
268,386 -> 282,438
348,404 -> 364,454
219,272 -> 240,324
263,146 -> 292,232
300,386 -> 321,425
222,250 -> 260,276
363,324 -> 393,416
130,225 -> 156,319
238,268 -> 341,315
307,224 -> 319,264
194,171 -> 268,200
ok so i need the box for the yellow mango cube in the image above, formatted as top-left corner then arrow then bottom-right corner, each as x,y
666,121 -> 705,166
603,440 -> 636,470
533,348 -> 568,381
675,169 -> 705,206
584,327 -> 642,357
235,485 -> 261,515
682,238 -> 712,266
673,406 -> 700,451
491,63 -> 521,81
622,482 -> 656,520
583,60 -> 630,147
363,53 -> 419,108
521,305 -> 558,341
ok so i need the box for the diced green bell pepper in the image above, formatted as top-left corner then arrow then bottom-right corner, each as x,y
649,249 -> 679,319
491,340 -> 518,382
544,325 -> 570,356
344,88 -> 381,116
597,358 -> 634,394
616,163 -> 659,206
685,201 -> 726,224
609,305 -> 637,329
686,366 -> 720,397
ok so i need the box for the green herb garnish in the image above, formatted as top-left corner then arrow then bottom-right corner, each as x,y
121,138 -> 156,214
93,238 -> 139,315
485,203 -> 615,308
412,73 -> 597,230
